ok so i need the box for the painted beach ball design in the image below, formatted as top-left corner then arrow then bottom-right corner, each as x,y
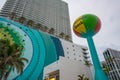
73,14 -> 101,38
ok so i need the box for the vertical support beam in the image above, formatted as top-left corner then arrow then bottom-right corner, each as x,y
87,36 -> 108,80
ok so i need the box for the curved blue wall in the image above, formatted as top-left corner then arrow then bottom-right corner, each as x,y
0,17 -> 64,80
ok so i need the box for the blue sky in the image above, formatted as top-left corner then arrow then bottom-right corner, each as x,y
0,0 -> 120,61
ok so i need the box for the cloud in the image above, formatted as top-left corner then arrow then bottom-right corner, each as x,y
0,0 -> 6,10
63,0 -> 120,61
96,43 -> 120,60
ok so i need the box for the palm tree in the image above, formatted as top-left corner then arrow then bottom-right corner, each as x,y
9,12 -> 16,20
26,20 -> 34,27
35,23 -> 42,29
65,35 -> 70,40
0,39 -> 28,80
43,26 -> 49,32
18,16 -> 26,24
59,32 -> 65,38
78,74 -> 89,80
106,56 -> 114,62
103,66 -> 110,75
84,61 -> 93,80
48,28 -> 55,34
84,61 -> 91,67
78,74 -> 84,80
102,62 -> 110,75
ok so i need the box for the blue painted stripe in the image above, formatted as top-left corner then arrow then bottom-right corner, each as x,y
28,30 -> 45,79
40,33 -> 57,66
50,36 -> 64,59
15,24 -> 40,80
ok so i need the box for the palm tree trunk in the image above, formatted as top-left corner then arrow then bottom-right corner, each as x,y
4,67 -> 12,80
0,68 -> 5,80
0,75 -> 2,80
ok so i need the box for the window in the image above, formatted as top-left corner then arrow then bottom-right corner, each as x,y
50,77 -> 55,80
67,56 -> 69,59
67,52 -> 69,54
72,45 -> 74,47
44,70 -> 59,80
82,48 -> 87,51
74,53 -> 76,55
79,60 -> 82,61
73,49 -> 75,51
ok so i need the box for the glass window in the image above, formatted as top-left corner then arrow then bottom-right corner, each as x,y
74,53 -> 76,55
67,52 -> 69,54
56,75 -> 59,80
47,70 -> 59,80
50,77 -> 55,80
67,56 -> 69,59
72,45 -> 74,47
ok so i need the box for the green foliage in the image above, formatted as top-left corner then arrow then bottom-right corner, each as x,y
0,39 -> 28,80
65,35 -> 70,40
59,32 -> 65,38
102,62 -> 110,74
48,28 -> 55,34
78,74 -> 89,80
0,22 -> 24,47
26,20 -> 34,27
9,12 -> 16,20
35,23 -> 42,29
84,61 -> 91,67
18,16 -> 26,24
103,66 -> 110,74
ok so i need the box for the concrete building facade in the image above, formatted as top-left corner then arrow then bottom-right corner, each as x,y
0,0 -> 71,40
103,48 -> 120,80
44,39 -> 93,80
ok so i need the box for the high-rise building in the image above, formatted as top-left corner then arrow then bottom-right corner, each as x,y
0,0 -> 72,41
103,48 -> 120,80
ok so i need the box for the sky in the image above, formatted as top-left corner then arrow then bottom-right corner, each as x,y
62,0 -> 120,61
0,0 -> 120,61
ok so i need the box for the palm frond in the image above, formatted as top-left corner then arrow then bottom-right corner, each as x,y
0,39 -> 28,79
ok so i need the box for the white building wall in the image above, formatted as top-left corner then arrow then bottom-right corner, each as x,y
60,39 -> 87,61
44,57 -> 93,80
59,57 -> 92,80
44,61 -> 59,77
44,39 -> 93,80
